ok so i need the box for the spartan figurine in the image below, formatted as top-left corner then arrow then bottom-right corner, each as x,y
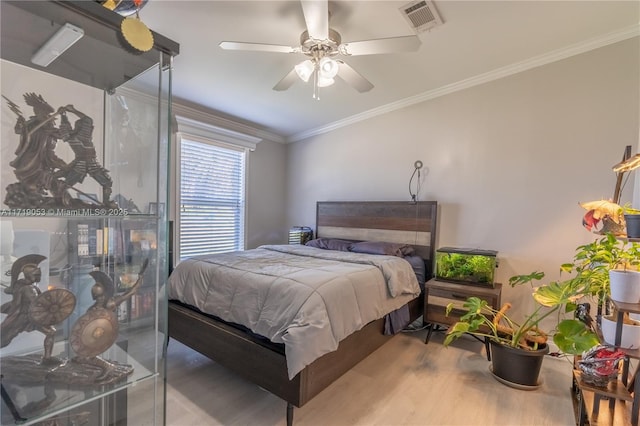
70,260 -> 147,381
0,254 -> 75,365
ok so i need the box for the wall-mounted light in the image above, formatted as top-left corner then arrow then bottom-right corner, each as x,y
31,23 -> 84,67
409,160 -> 423,203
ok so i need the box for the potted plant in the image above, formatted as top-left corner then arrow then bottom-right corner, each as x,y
565,233 -> 640,304
443,271 -> 599,388
623,206 -> 640,239
563,233 -> 640,305
555,232 -> 640,348
591,234 -> 640,348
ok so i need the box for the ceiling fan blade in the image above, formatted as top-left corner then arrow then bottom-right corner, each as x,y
340,35 -> 421,56
273,68 -> 299,91
336,61 -> 374,93
301,0 -> 328,40
220,41 -> 297,54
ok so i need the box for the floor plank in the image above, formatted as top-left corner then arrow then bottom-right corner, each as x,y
166,328 -> 577,426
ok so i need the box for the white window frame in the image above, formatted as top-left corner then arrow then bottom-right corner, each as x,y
174,114 -> 260,262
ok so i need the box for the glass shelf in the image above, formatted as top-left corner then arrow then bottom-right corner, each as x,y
1,1 -> 176,424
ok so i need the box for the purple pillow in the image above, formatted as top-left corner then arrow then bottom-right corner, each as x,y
348,241 -> 415,257
305,238 -> 353,252
404,255 -> 426,288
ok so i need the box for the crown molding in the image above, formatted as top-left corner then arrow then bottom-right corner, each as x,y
172,101 -> 285,144
288,24 -> 640,143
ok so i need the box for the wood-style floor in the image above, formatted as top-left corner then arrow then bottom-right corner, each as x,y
165,327 -> 577,426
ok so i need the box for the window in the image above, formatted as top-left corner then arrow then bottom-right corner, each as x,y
174,113 -> 260,262
178,137 -> 246,260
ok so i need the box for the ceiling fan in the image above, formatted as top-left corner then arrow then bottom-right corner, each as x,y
219,0 -> 422,97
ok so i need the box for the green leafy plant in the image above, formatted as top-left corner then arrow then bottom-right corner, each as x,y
443,271 -> 599,355
561,233 -> 640,308
436,252 -> 496,284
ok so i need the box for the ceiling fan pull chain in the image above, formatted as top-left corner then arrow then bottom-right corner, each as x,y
313,68 -> 319,100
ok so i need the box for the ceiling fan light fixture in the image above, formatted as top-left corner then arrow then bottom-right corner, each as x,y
317,76 -> 335,88
295,60 -> 315,82
318,57 -> 339,79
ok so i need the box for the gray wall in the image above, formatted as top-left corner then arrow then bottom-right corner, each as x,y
246,139 -> 287,248
285,37 -> 640,316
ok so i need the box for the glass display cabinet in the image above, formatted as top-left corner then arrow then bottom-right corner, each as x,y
0,1 -> 178,424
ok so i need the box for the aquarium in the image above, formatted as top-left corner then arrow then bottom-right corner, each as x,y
435,247 -> 498,286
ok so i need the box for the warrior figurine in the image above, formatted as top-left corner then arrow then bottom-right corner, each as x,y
58,104 -> 114,206
70,260 -> 147,381
0,255 -> 75,365
3,93 -> 70,207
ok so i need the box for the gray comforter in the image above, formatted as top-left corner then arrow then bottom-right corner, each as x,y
168,244 -> 421,379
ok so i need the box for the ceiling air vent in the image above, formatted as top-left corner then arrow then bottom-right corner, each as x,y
399,0 -> 443,33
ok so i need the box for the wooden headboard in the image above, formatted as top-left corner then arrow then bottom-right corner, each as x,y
316,201 -> 438,277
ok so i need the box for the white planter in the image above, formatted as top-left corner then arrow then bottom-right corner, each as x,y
601,316 -> 640,349
609,269 -> 640,303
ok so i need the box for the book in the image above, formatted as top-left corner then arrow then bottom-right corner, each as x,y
96,229 -> 103,256
77,224 -> 89,256
88,222 -> 97,256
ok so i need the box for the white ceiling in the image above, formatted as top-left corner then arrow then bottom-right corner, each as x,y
141,1 -> 639,142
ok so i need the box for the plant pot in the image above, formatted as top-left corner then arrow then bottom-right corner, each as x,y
625,214 -> 640,239
489,340 -> 548,388
601,316 -> 640,349
609,269 -> 640,303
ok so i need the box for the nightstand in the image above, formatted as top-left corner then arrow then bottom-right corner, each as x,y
424,278 -> 502,358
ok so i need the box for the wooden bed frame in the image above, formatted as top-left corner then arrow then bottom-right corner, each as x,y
168,201 -> 438,424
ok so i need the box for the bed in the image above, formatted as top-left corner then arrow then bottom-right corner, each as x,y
167,200 -> 438,425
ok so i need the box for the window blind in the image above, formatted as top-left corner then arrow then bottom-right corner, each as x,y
179,138 -> 245,260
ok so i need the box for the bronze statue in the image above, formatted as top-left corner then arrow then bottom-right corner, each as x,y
0,262 -> 146,393
2,94 -> 116,209
57,105 -> 114,207
3,94 -> 71,208
0,255 -> 75,365
70,260 -> 147,380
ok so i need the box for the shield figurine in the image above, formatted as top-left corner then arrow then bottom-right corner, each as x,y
29,288 -> 76,326
70,308 -> 119,357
